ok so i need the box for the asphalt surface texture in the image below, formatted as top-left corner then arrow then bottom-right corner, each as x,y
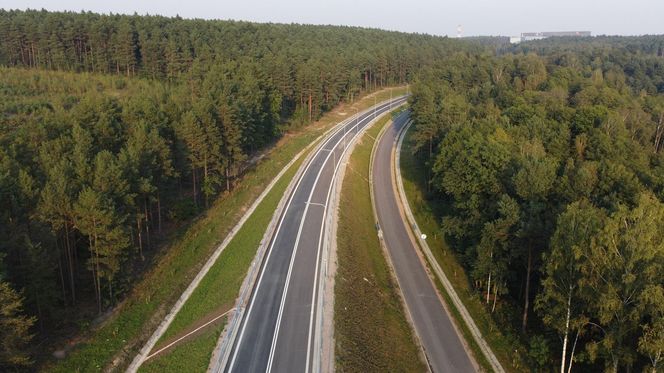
224,97 -> 407,373
372,113 -> 476,373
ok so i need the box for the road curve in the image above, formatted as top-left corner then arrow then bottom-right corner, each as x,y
372,113 -> 476,372
221,96 -> 407,373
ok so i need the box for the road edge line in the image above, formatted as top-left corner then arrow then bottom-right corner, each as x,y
127,142 -> 312,373
208,114 -> 357,373
210,103 -> 388,372
367,111 -> 433,372
393,120 -> 505,373
314,99 -> 407,372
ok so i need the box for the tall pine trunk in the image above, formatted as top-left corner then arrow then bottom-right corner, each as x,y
522,247 -> 532,333
654,113 -> 663,153
308,91 -> 313,123
226,166 -> 231,192
56,239 -> 67,305
204,158 -> 209,208
64,223 -> 76,304
157,192 -> 162,234
192,164 -> 197,206
492,282 -> 498,312
136,214 -> 143,260
144,198 -> 151,250
486,271 -> 492,304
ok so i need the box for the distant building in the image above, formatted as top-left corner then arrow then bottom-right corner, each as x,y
510,31 -> 591,44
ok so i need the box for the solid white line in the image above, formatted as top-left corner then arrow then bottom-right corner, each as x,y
232,98 -> 405,373
271,104 -> 384,373
227,110 -> 358,372
306,98 -> 405,371
266,114 -> 362,372
305,98 -> 406,372
145,308 -> 234,361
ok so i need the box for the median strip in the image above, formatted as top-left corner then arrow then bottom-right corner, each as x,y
333,111 -> 426,372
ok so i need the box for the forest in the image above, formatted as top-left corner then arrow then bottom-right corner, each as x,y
408,37 -> 664,372
0,9 -> 466,369
2,8 -> 663,372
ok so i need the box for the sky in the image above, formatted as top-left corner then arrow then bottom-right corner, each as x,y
0,0 -> 662,37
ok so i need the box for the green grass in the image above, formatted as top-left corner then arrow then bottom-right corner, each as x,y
47,86 -> 407,373
399,127 -> 529,372
153,153 -> 303,349
146,89 -> 412,370
139,322 -> 226,373
334,114 -> 426,372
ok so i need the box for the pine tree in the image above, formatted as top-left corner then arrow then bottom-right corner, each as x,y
0,280 -> 35,368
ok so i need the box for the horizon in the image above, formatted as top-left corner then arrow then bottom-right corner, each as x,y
1,0 -> 662,37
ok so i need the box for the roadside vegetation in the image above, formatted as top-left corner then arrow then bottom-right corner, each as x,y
137,87 -> 409,372
334,113 -> 426,372
400,129 -> 526,371
1,8 -> 460,370
407,38 -> 664,372
46,87 -> 408,373
140,323 -> 224,373
141,152 -> 304,372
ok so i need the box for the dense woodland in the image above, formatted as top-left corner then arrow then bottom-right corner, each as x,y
0,9 -> 467,369
2,8 -> 663,372
409,38 -> 664,372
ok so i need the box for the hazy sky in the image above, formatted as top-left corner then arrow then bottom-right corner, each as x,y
1,0 -> 662,37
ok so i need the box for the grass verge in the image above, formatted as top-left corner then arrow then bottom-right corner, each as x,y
138,154 -> 304,372
399,127 -> 529,372
334,114 -> 426,372
49,87 -> 407,373
139,322 -> 225,373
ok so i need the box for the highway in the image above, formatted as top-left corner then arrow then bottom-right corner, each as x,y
372,113 -> 476,372
221,96 -> 407,373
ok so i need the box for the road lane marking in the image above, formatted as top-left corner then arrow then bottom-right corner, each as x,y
268,100 -> 401,373
266,112 -> 367,373
229,98 -> 407,373
306,98 -> 407,372
227,113 -> 354,372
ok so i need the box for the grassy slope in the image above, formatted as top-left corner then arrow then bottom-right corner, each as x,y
399,127 -> 529,372
139,323 -> 225,373
138,155 -> 303,372
49,86 -> 407,372
334,114 -> 426,372
142,89 -> 410,372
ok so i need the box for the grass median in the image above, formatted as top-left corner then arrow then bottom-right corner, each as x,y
49,87 -> 407,373
334,113 -> 426,372
399,127 -> 529,372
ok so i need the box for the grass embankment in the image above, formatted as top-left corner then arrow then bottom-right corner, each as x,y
139,156 -> 303,372
399,127 -> 528,372
334,113 -> 426,372
50,87 -> 407,373
140,324 -> 224,373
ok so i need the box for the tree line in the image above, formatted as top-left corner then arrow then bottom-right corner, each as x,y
0,9 -> 467,368
0,9 -> 468,124
408,38 -> 664,372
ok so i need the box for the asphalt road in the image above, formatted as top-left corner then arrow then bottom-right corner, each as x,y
224,96 -> 407,373
372,113 -> 476,373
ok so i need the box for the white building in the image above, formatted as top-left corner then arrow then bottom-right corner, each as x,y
510,31 -> 591,44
